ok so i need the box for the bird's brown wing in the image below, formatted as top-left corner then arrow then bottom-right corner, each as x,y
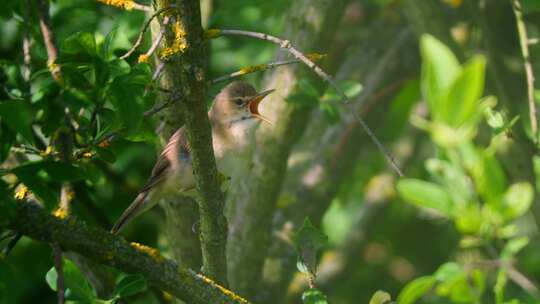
111,128 -> 189,234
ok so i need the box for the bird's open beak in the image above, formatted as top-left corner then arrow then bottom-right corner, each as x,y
248,89 -> 274,125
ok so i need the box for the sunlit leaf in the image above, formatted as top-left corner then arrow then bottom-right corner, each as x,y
302,288 -> 328,304
397,179 -> 454,216
441,56 -> 486,127
46,259 -> 96,303
0,100 -> 34,143
397,276 -> 436,304
500,183 -> 533,221
420,34 -> 461,118
369,290 -> 392,304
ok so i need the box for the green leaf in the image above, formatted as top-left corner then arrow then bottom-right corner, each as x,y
294,218 -> 328,276
441,56 -> 486,127
397,276 -> 436,304
342,81 -> 363,99
397,179 -> 454,216
471,153 -> 506,208
369,290 -> 392,304
501,237 -> 529,260
302,288 -> 328,304
501,182 -> 533,220
420,34 -> 461,118
45,259 -> 96,303
319,102 -> 340,124
434,262 -> 462,282
114,274 -> 147,298
12,161 -> 84,182
0,100 -> 34,143
108,71 -> 147,133
62,32 -> 97,56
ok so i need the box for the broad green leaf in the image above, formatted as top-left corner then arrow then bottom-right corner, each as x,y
302,288 -> 328,304
0,122 -> 15,162
441,56 -> 486,127
501,182 -> 533,220
62,32 -> 97,56
369,290 -> 392,304
114,274 -> 147,298
455,204 -> 483,234
108,71 -> 147,133
471,153 -> 506,208
0,100 -> 34,143
425,158 -> 473,207
434,262 -> 462,282
494,268 -> 507,304
420,34 -> 461,118
397,179 -> 454,216
45,260 -> 96,303
342,80 -> 363,99
11,161 -> 84,182
397,276 -> 436,304
294,218 -> 328,276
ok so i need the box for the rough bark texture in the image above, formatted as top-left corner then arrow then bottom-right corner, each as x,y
6,201 -> 247,304
225,0 -> 347,299
155,0 -> 228,285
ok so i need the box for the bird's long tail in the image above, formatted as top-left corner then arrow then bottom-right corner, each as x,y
111,191 -> 150,234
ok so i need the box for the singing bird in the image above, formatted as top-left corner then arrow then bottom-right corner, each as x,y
111,81 -> 274,234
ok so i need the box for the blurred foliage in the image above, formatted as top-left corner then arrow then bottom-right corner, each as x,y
0,0 -> 540,304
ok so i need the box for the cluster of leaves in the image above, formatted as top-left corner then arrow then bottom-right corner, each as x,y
394,35 -> 536,303
1,29 -> 156,211
45,259 -> 147,303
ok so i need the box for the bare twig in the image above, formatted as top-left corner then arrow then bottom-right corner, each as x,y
23,0 -> 32,82
140,16 -> 171,62
52,243 -> 65,304
120,7 -> 175,60
507,264 -> 540,298
211,60 -> 299,84
211,29 -> 403,176
34,0 -> 62,83
511,0 -> 537,141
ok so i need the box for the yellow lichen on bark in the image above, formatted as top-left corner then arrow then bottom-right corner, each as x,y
203,29 -> 221,39
14,185 -> 29,200
159,19 -> 187,59
194,273 -> 250,304
52,208 -> 68,219
130,242 -> 165,263
138,54 -> 150,64
97,0 -> 135,10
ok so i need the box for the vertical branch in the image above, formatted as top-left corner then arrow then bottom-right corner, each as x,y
155,0 -> 228,285
52,243 -> 65,304
511,0 -> 538,140
34,0 -> 62,84
225,0 -> 348,298
23,0 -> 32,83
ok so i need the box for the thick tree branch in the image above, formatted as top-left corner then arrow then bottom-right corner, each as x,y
225,0 -> 348,298
6,201 -> 248,304
154,0 -> 228,286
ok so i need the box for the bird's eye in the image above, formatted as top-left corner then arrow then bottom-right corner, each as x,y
234,99 -> 244,106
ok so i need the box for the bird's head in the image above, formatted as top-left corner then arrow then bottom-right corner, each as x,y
211,81 -> 274,126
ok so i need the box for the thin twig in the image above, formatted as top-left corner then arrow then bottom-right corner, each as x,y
142,16 -> 170,61
52,243 -> 65,304
211,60 -> 299,84
120,7 -> 175,59
34,0 -> 62,83
23,0 -> 32,82
511,0 -> 538,141
214,29 -> 403,176
507,264 -> 540,298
